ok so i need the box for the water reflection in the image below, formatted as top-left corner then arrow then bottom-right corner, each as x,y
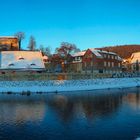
0,89 -> 137,124
48,92 -> 123,121
123,88 -> 140,110
0,88 -> 140,140
0,98 -> 46,124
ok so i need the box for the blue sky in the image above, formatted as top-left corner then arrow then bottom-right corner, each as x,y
0,0 -> 140,52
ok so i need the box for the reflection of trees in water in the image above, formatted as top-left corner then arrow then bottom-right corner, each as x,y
0,100 -> 46,124
81,94 -> 123,120
123,87 -> 140,109
47,92 -> 123,122
48,95 -> 75,122
0,88 -> 139,125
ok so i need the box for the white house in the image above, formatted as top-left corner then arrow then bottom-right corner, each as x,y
0,51 -> 45,71
130,52 -> 140,72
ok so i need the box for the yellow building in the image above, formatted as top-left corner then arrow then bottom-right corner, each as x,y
0,36 -> 19,51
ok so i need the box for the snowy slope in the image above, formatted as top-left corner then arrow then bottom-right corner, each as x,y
0,78 -> 139,93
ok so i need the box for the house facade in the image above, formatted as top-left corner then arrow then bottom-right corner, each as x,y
0,36 -> 19,51
129,52 -> 140,72
82,49 -> 122,74
71,51 -> 86,72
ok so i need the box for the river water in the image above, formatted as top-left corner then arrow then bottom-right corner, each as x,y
0,88 -> 140,140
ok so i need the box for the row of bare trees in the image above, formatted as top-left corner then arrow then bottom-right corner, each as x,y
15,32 -> 36,51
14,32 -> 80,58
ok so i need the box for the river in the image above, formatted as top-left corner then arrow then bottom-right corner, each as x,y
0,88 -> 140,140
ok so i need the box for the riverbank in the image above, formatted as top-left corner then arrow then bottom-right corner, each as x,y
0,77 -> 140,93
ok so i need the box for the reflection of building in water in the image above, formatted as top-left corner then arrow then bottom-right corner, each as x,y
0,37 -> 19,51
48,93 -> 123,122
49,95 -> 74,122
0,101 -> 46,124
123,89 -> 140,109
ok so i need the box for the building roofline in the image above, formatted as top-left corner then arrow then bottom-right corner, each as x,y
0,36 -> 18,39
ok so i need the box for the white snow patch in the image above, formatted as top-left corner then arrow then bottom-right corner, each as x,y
0,78 -> 139,93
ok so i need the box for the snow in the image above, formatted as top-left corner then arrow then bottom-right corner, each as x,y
72,51 -> 86,57
0,51 -> 45,70
117,56 -> 123,61
0,36 -> 18,39
89,48 -> 103,58
43,55 -> 48,60
90,48 -> 116,55
0,78 -> 139,93
89,48 -> 122,61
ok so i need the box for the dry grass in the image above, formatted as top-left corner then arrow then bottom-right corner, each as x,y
0,71 -> 112,81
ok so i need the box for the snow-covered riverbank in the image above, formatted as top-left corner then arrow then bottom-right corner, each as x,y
0,77 -> 140,93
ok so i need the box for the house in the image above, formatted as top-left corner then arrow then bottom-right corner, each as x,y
0,51 -> 45,71
122,58 -> 131,72
48,54 -> 63,72
0,36 -> 19,51
71,51 -> 86,72
129,52 -> 140,72
82,48 -> 122,74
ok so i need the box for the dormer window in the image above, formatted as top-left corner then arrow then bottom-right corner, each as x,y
30,63 -> 36,66
75,56 -> 81,61
9,63 -> 14,66
18,56 -> 24,60
115,56 -> 118,59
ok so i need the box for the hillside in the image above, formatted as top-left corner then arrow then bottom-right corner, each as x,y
97,45 -> 140,59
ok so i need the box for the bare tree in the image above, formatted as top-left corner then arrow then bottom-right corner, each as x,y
39,45 -> 45,52
28,36 -> 36,51
15,32 -> 25,50
45,46 -> 51,56
55,42 -> 80,57
55,42 -> 80,72
39,45 -> 51,56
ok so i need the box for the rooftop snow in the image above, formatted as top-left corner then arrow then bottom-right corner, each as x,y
0,36 -> 18,39
89,48 -> 103,58
90,48 -> 116,55
0,51 -> 45,70
43,55 -> 48,60
72,51 -> 86,57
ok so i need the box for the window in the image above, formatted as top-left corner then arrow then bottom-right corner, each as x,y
30,63 -> 36,66
75,56 -> 81,61
84,62 -> 86,67
115,56 -> 118,59
104,54 -> 106,58
19,57 -> 24,60
18,56 -> 24,60
112,62 -> 114,67
118,63 -> 121,67
104,61 -> 107,67
99,69 -> 103,73
108,62 -> 110,67
8,63 -> 14,66
78,56 -> 80,60
112,55 -> 114,59
90,62 -> 92,67
108,55 -> 110,59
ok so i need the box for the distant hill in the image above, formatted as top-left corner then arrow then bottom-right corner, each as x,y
97,45 -> 140,59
